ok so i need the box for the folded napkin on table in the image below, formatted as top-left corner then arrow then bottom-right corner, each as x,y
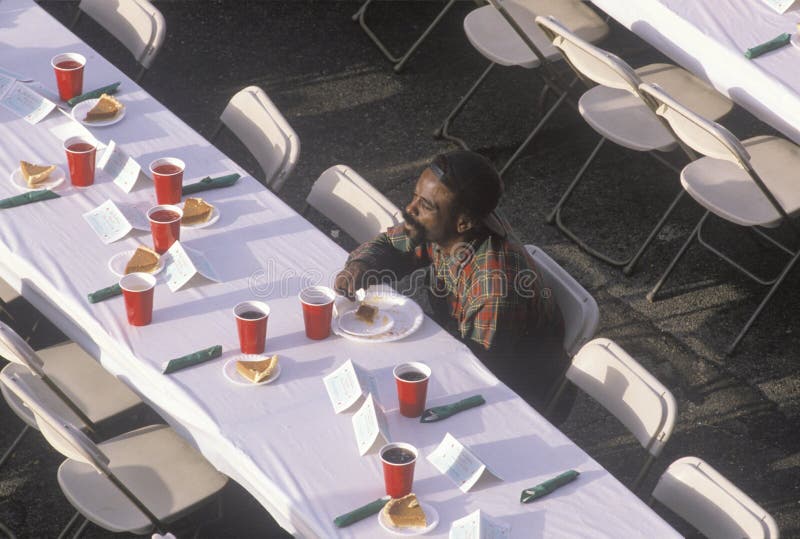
162,345 -> 222,374
745,33 -> 791,59
333,496 -> 389,528
87,283 -> 122,304
66,82 -> 121,107
420,394 -> 485,423
0,189 -> 60,209
182,173 -> 241,195
520,470 -> 580,503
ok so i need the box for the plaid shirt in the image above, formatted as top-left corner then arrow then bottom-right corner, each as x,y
347,220 -> 563,353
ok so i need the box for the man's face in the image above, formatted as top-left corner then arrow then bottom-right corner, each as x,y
403,168 -> 460,246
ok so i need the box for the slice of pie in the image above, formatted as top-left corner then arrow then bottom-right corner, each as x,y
124,246 -> 160,274
354,303 -> 377,324
383,493 -> 427,529
84,93 -> 123,122
236,355 -> 279,384
19,160 -> 55,187
182,197 -> 214,225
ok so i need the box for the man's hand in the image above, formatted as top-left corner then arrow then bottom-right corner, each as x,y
334,260 -> 370,299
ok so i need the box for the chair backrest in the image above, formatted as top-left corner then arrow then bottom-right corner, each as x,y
567,338 -> 677,456
536,15 -> 641,95
220,86 -> 300,193
653,456 -> 780,539
79,0 -> 166,70
306,165 -> 402,244
0,369 -> 108,469
0,321 -> 45,376
524,245 -> 599,357
638,82 -> 750,166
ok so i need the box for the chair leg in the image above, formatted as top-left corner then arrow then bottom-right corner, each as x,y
498,86 -> 570,177
632,454 -> 655,492
134,65 -> 147,83
433,62 -> 497,149
546,137 -> 606,224
56,512 -> 84,539
622,189 -> 686,276
727,247 -> 800,355
0,521 -> 15,539
353,0 -> 459,72
647,212 -> 707,302
543,377 -> 569,418
0,425 -> 30,470
69,8 -> 82,30
70,518 -> 90,539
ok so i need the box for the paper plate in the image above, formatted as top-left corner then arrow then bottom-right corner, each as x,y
71,98 -> 126,127
378,501 -> 439,536
9,165 -> 65,191
108,249 -> 164,277
338,309 -> 394,337
180,203 -> 220,229
222,357 -> 281,387
333,285 -> 423,343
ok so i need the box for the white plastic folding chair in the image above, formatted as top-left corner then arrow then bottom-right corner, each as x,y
72,0 -> 166,82
546,338 -> 677,491
651,456 -> 780,539
524,244 -> 599,358
0,321 -> 144,470
210,86 -> 300,194
304,165 -> 403,244
535,15 -> 733,275
434,0 -> 609,176
1,370 -> 228,539
640,82 -> 800,355
352,0 -> 461,73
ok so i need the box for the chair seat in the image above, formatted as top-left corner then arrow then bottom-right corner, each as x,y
464,0 -> 608,68
1,342 -> 142,429
682,135 -> 800,227
58,424 -> 228,534
579,63 -> 733,152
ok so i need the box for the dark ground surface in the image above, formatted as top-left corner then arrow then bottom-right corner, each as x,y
1,1 -> 799,537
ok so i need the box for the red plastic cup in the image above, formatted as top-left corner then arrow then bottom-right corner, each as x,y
394,362 -> 431,418
298,286 -> 335,340
380,443 -> 418,498
63,136 -> 96,187
51,52 -> 85,101
234,301 -> 270,355
120,273 -> 156,326
147,205 -> 182,254
149,158 -> 185,205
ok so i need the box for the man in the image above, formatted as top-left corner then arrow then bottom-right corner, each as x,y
334,150 -> 567,411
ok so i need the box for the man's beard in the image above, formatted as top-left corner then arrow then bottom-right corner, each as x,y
402,210 -> 425,244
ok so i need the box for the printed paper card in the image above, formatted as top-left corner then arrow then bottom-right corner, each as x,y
82,200 -> 133,244
0,67 -> 28,81
323,358 -> 376,413
352,393 -> 390,455
98,140 -> 145,193
427,433 -> 501,493
0,74 -> 14,98
0,80 -> 56,124
449,510 -> 510,539
761,0 -> 796,13
163,241 -> 219,292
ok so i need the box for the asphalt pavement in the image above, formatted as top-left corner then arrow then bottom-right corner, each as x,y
0,1 -> 798,537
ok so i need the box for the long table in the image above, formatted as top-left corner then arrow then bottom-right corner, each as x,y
0,1 -> 680,536
591,0 -> 800,143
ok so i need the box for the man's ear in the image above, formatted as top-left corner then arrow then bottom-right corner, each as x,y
456,213 -> 475,234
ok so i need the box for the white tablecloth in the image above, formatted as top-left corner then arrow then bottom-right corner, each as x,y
592,0 -> 800,143
0,1 -> 679,536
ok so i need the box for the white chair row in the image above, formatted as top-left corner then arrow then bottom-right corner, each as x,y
0,321 -> 228,537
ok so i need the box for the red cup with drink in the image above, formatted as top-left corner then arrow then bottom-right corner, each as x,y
147,204 -> 182,254
380,442 -> 418,498
298,286 -> 336,340
149,158 -> 185,205
394,362 -> 431,418
63,136 -> 96,187
51,52 -> 86,101
119,272 -> 156,326
234,301 -> 270,355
